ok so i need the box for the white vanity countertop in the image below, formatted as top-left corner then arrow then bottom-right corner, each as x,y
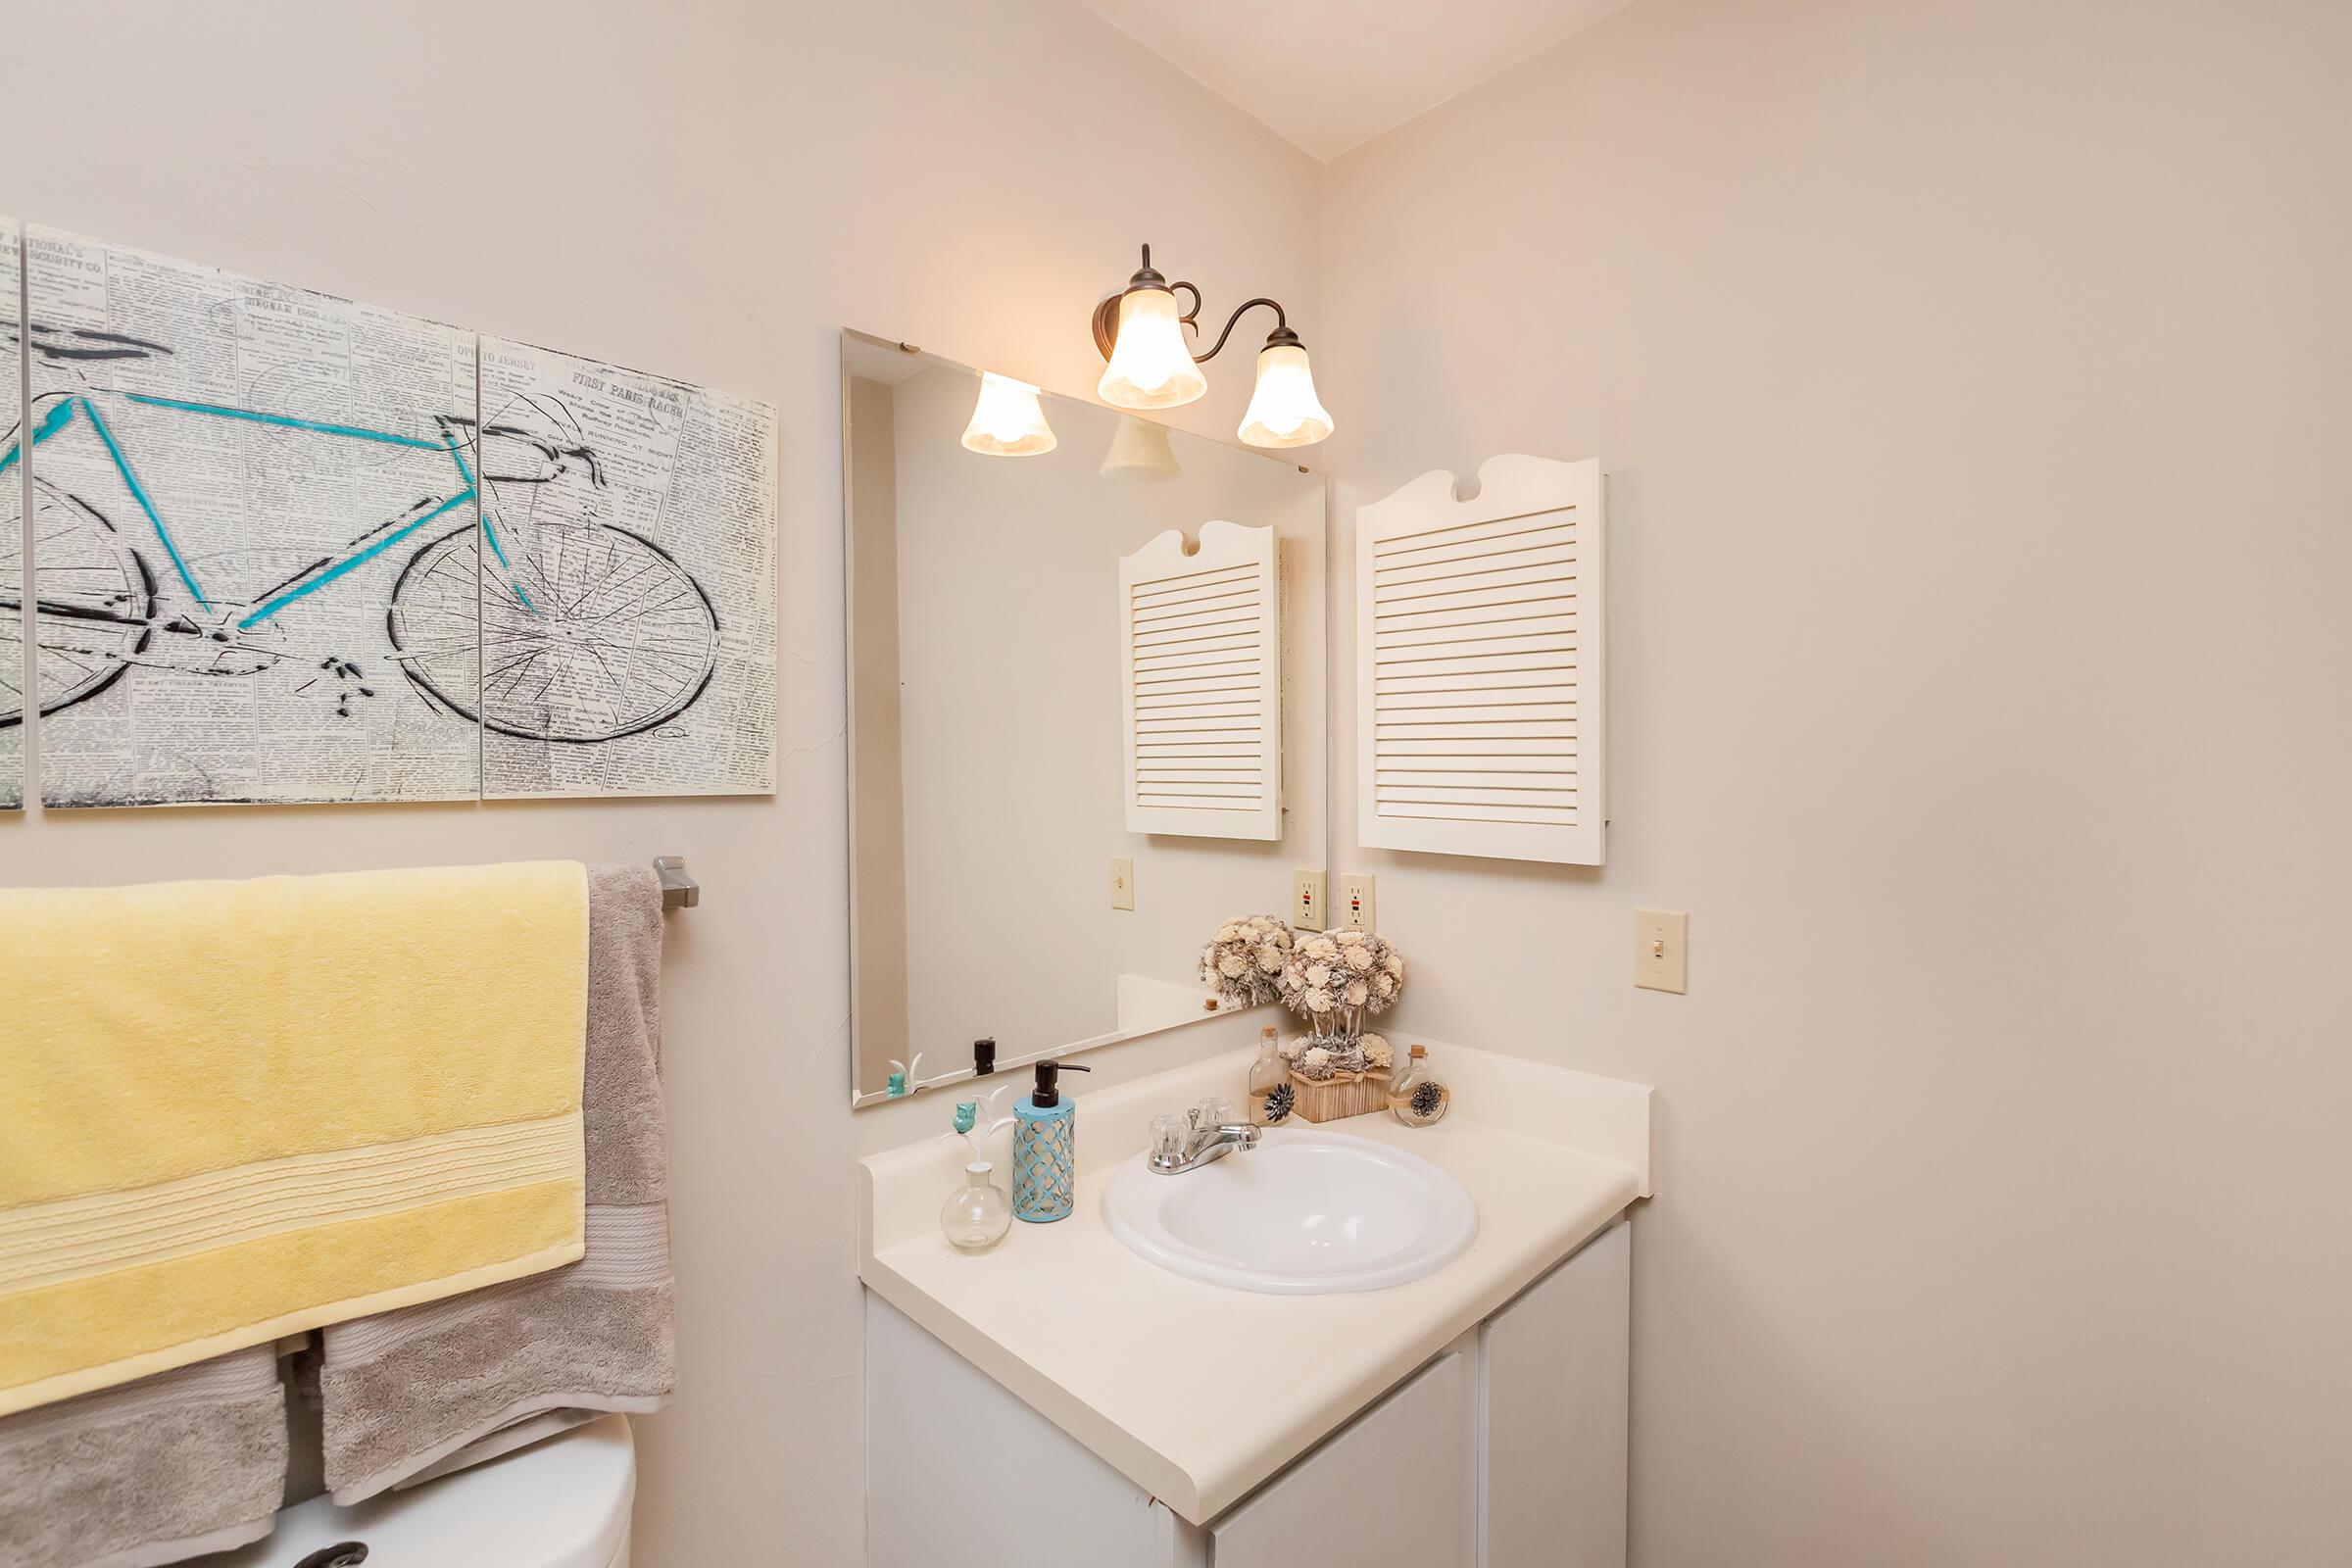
858,1040 -> 1652,1524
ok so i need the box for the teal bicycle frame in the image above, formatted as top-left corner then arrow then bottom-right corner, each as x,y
1,389 -> 533,628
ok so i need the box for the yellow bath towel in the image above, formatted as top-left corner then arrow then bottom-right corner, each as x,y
0,861 -> 590,1417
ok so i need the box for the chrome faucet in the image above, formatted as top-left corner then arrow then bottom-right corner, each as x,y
1149,1098 -> 1263,1175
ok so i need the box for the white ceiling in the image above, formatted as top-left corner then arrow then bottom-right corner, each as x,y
1077,0 -> 1640,162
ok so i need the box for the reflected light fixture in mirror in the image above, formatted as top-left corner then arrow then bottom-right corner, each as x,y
1100,415 -> 1181,480
960,370 -> 1056,457
1091,243 -> 1333,449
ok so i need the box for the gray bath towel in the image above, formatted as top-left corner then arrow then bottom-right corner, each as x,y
318,861 -> 674,1503
0,1348 -> 287,1568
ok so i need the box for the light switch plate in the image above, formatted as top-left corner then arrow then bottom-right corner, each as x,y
1338,873 -> 1376,932
1293,869 -> 1328,932
1110,858 -> 1135,911
1635,909 -> 1688,993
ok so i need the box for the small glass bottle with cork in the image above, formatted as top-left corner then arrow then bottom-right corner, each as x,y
1246,1024 -> 1289,1124
1387,1044 -> 1450,1127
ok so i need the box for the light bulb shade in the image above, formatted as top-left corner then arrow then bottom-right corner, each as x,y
1237,342 -> 1333,448
961,371 -> 1056,457
1098,287 -> 1207,410
1099,415 -> 1181,480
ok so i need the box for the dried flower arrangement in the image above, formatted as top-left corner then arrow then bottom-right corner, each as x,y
1277,929 -> 1405,1042
1271,930 -> 1407,1122
1197,914 -> 1296,1008
1280,1031 -> 1395,1081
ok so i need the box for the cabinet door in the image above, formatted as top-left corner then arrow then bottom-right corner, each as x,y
1482,1220 -> 1631,1568
1210,1348 -> 1474,1568
865,1294 -> 1170,1568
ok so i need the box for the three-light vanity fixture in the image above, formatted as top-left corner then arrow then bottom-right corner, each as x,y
1095,243 -> 1332,449
959,242 -> 1334,459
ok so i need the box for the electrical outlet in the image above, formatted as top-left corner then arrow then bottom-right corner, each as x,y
1338,873 -> 1376,931
1293,869 -> 1328,932
1635,908 -> 1688,994
1109,857 -> 1135,911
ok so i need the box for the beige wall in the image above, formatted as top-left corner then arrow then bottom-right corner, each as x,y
1319,1 -> 2352,1562
0,3 -> 1318,1561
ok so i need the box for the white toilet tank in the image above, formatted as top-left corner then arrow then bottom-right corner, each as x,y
199,1414 -> 635,1568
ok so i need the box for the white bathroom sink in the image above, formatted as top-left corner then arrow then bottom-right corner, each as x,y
1102,1125 -> 1478,1294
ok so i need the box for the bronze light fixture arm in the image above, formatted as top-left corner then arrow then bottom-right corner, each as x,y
1184,297 -> 1298,363
1091,244 -> 1304,363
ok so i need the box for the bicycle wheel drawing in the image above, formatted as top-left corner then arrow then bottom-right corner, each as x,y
388,522 -> 719,743
0,482 -> 154,727
384,524 -> 486,722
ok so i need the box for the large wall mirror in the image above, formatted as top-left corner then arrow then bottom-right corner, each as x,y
844,331 -> 1328,1104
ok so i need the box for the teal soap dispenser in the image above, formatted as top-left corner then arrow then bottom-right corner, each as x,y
1011,1060 -> 1090,1222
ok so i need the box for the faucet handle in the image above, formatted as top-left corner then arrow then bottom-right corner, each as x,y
1199,1095 -> 1238,1128
1151,1113 -> 1186,1162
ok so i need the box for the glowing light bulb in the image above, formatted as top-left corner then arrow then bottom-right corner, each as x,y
1098,287 -> 1207,410
1236,341 -> 1333,449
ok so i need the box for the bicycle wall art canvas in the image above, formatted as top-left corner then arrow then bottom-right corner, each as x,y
475,335 -> 777,799
0,220 -> 778,808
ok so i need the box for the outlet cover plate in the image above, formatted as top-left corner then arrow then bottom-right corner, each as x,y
1110,858 -> 1135,911
1635,908 -> 1688,993
1293,869 -> 1328,932
1338,873 -> 1376,931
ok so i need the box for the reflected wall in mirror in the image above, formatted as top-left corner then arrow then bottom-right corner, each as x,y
845,331 -> 1327,1104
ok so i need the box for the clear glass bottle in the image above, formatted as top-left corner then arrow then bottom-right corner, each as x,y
1388,1044 -> 1450,1127
1247,1026 -> 1288,1124
941,1160 -> 1013,1250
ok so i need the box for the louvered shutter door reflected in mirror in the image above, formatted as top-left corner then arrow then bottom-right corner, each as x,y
1120,520 -> 1283,841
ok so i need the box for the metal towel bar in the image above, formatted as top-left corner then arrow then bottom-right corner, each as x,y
654,857 -> 700,911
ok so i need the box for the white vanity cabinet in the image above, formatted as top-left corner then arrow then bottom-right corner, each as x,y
1206,1348 -> 1475,1568
865,1219 -> 1632,1568
1484,1218 -> 1631,1567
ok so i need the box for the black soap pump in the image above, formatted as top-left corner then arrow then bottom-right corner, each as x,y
1009,1060 -> 1090,1223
